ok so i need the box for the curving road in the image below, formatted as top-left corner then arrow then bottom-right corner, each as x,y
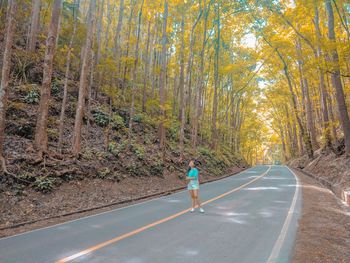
0,165 -> 301,263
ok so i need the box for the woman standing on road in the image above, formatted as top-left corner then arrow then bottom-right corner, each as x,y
186,160 -> 204,213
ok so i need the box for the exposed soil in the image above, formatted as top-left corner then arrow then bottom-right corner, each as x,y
289,148 -> 350,190
292,170 -> 350,263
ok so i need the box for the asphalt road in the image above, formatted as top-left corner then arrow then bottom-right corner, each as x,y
0,165 -> 301,263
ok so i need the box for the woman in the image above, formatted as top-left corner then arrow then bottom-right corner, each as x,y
186,160 -> 204,213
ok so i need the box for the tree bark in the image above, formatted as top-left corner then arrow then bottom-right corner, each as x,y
158,0 -> 168,149
178,11 -> 186,160
58,9 -> 78,152
128,0 -> 144,142
0,0 -> 17,172
27,0 -> 41,51
314,3 -> 332,149
34,0 -> 62,155
142,19 -> 151,113
326,0 -> 350,156
211,3 -> 220,150
72,0 -> 96,155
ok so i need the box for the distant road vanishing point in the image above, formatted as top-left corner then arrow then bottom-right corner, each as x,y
0,165 -> 301,263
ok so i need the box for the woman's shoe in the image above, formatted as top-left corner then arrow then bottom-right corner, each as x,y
199,208 -> 204,213
190,208 -> 195,212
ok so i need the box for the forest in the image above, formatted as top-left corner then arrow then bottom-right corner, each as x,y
0,0 -> 350,201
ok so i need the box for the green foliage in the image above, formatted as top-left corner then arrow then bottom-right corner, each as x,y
35,176 -> 55,193
19,171 -> 35,182
168,120 -> 180,141
198,147 -> 214,158
92,109 -> 109,127
108,140 -> 128,157
51,78 -> 61,96
108,141 -> 118,156
92,108 -> 125,129
132,113 -> 143,123
111,114 -> 125,129
97,167 -> 111,179
150,160 -> 163,176
23,89 -> 40,104
82,148 -> 94,160
126,162 -> 141,176
131,143 -> 145,160
142,114 -> 159,128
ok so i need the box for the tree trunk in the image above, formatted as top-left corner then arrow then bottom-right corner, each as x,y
158,0 -> 168,149
211,3 -> 220,150
113,0 -> 124,58
178,11 -> 186,160
121,0 -> 136,94
58,10 -> 78,152
72,0 -> 96,155
192,0 -> 209,149
34,0 -> 62,155
326,0 -> 350,156
96,0 -> 105,64
27,0 -> 40,51
128,0 -> 144,142
0,0 -> 17,172
142,19 -> 151,113
314,3 -> 332,149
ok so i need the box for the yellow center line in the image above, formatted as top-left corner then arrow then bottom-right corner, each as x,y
55,166 -> 271,263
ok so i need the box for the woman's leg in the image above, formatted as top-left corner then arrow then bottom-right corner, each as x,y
193,189 -> 202,208
189,190 -> 195,208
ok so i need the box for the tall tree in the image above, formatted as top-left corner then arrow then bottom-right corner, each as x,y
0,0 -> 17,172
58,0 -> 79,152
128,0 -> 144,141
211,2 -> 220,150
178,11 -> 186,160
158,0 -> 168,149
34,0 -> 62,156
326,0 -> 350,155
27,0 -> 41,51
72,0 -> 96,155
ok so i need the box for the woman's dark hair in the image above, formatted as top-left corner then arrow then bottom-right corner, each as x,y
187,159 -> 198,174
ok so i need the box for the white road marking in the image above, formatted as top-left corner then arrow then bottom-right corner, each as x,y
267,166 -> 300,263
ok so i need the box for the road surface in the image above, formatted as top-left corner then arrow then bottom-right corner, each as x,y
0,165 -> 301,263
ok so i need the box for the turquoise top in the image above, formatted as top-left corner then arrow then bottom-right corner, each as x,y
188,168 -> 199,181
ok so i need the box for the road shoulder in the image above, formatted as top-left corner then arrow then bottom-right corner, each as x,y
292,170 -> 350,263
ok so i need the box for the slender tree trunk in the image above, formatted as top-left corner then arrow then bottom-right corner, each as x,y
104,0 -> 112,51
128,0 -> 144,142
297,40 -> 318,150
96,0 -> 104,63
142,19 -> 151,113
211,3 -> 220,150
192,0 -> 209,149
27,0 -> 40,51
72,0 -> 96,155
58,11 -> 78,152
0,0 -> 17,172
158,0 -> 168,149
34,0 -> 62,155
178,11 -> 186,160
326,0 -> 350,155
314,3 -> 332,149
121,0 -> 136,94
113,0 -> 124,58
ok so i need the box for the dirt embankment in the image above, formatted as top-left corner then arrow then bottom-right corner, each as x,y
292,170 -> 350,263
289,149 -> 350,205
